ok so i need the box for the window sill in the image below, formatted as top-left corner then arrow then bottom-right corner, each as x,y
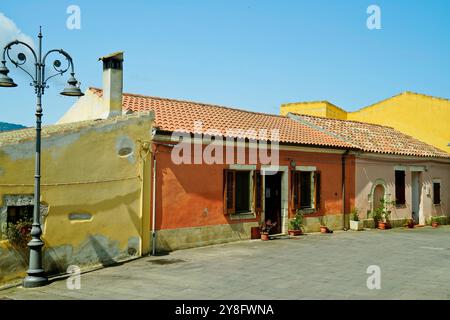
229,212 -> 257,220
433,203 -> 441,206
298,208 -> 316,215
395,204 -> 407,209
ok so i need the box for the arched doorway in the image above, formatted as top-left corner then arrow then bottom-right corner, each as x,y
373,184 -> 385,211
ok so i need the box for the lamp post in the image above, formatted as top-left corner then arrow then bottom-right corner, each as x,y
0,27 -> 83,288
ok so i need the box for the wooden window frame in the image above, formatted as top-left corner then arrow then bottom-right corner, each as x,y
314,171 -> 321,210
253,170 -> 263,214
224,169 -> 262,215
291,170 -> 321,214
290,171 -> 300,211
299,171 -> 313,210
224,170 -> 236,214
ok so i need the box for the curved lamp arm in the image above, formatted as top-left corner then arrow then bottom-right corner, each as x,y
42,49 -> 75,84
2,40 -> 38,84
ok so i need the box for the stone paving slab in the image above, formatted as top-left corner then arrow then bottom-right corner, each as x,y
1,226 -> 450,300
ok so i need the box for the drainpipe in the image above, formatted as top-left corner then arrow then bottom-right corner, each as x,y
342,150 -> 350,230
150,139 -> 176,256
137,139 -> 151,256
139,152 -> 146,256
151,149 -> 157,256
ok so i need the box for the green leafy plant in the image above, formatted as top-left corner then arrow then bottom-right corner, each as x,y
289,210 -> 304,231
350,208 -> 359,221
260,219 -> 277,234
404,218 -> 414,227
372,199 -> 396,223
372,207 -> 382,223
430,216 -> 437,223
429,216 -> 449,225
6,218 -> 32,249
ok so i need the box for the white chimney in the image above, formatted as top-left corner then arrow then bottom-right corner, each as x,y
99,52 -> 123,118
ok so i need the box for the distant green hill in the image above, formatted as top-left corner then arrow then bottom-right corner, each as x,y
0,122 -> 26,132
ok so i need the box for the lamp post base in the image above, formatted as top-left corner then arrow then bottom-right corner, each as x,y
23,275 -> 48,288
24,228 -> 48,288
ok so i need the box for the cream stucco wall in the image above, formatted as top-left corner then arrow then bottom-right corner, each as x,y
355,154 -> 450,225
57,89 -> 112,124
0,114 -> 153,286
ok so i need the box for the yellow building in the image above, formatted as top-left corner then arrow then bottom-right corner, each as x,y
281,92 -> 450,154
0,114 -> 154,286
281,101 -> 348,120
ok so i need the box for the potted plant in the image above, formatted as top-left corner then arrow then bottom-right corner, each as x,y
349,208 -> 364,231
260,219 -> 277,241
288,210 -> 304,236
320,226 -> 329,233
318,216 -> 332,233
405,218 -> 415,229
373,199 -> 394,230
430,216 -> 439,228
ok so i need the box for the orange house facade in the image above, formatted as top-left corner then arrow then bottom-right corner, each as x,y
109,88 -> 357,252
152,140 -> 356,251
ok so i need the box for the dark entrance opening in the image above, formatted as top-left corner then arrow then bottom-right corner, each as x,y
264,172 -> 282,234
7,205 -> 34,227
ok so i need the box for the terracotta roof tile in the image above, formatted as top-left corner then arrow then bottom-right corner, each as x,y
89,88 -> 449,158
290,113 -> 450,158
89,87 -> 353,148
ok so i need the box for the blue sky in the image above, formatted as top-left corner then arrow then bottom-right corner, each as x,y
1,0 -> 450,126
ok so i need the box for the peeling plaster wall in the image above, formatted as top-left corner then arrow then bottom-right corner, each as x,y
0,115 -> 153,286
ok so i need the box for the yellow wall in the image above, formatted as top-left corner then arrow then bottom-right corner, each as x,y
348,92 -> 450,154
280,92 -> 450,154
280,101 -> 348,120
0,114 -> 153,286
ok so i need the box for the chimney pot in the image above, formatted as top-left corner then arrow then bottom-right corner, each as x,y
99,52 -> 123,118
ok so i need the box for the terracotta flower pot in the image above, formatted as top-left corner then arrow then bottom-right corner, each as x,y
288,230 -> 303,236
432,221 -> 439,228
320,226 -> 329,234
261,233 -> 270,241
378,222 -> 387,230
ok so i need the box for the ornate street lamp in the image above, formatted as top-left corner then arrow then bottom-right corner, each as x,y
0,27 -> 83,288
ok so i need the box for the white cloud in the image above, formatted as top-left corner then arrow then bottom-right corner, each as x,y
0,12 -> 34,52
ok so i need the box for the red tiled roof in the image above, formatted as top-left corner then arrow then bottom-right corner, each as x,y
89,88 -> 353,148
290,113 -> 450,158
88,88 -> 449,158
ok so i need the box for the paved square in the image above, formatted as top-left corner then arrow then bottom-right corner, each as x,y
1,226 -> 450,300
